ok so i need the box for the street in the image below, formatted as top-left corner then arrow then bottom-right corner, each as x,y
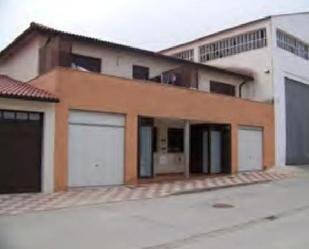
0,167 -> 308,249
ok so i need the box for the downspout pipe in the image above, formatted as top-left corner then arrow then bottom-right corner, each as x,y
239,79 -> 248,98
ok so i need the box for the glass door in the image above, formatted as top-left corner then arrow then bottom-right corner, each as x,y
139,126 -> 153,178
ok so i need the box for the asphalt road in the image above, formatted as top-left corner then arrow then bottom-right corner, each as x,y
1,167 -> 308,249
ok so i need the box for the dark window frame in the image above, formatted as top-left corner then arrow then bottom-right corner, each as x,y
168,128 -> 184,153
276,29 -> 309,60
210,81 -> 235,96
133,65 -> 149,80
71,53 -> 101,73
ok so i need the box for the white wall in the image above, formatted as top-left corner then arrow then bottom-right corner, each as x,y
72,41 -> 246,93
198,70 -> 244,97
271,13 -> 309,166
162,19 -> 274,102
72,41 -> 180,79
161,15 -> 309,167
0,36 -> 43,81
0,98 -> 55,192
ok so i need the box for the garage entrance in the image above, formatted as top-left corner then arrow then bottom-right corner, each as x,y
238,126 -> 263,171
68,110 -> 125,187
0,110 -> 43,194
285,78 -> 309,164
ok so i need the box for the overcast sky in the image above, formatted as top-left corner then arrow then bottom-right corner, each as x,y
1,0 -> 309,52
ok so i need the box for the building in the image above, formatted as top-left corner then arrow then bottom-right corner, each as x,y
161,12 -> 309,167
0,23 -> 274,193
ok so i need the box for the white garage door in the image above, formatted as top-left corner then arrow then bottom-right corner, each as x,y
68,110 -> 125,187
238,126 -> 263,172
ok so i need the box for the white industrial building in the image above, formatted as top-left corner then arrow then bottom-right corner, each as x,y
161,12 -> 309,167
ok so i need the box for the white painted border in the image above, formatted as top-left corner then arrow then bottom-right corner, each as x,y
0,98 -> 55,192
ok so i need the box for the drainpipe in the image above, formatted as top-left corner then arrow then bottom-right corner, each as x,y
239,79 -> 248,98
184,120 -> 190,178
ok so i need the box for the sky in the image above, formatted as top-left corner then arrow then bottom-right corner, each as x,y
1,0 -> 309,52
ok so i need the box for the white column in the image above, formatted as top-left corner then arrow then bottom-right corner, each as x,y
184,120 -> 190,178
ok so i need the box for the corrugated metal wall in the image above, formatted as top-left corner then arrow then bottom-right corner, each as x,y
285,78 -> 309,165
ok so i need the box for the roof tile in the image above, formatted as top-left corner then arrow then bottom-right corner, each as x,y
0,75 -> 59,102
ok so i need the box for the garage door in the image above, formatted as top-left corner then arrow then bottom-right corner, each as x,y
238,126 -> 263,171
68,110 -> 125,187
285,78 -> 309,164
0,110 -> 42,194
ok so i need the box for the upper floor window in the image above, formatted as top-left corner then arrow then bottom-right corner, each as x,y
71,54 -> 101,72
276,29 -> 309,60
199,28 -> 267,62
210,81 -> 235,96
133,65 -> 149,80
172,49 -> 194,61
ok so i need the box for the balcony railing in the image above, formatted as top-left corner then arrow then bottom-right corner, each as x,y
149,66 -> 198,89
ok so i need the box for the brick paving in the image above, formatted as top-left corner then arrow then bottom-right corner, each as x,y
0,171 -> 292,216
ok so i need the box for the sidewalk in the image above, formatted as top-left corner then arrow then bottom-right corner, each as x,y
0,170 -> 292,216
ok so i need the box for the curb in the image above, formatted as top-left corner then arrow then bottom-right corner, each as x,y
170,179 -> 272,196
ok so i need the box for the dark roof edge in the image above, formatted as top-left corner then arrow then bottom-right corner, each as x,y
0,22 -> 253,80
0,94 -> 59,103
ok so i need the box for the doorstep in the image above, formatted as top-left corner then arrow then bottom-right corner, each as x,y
0,170 -> 292,216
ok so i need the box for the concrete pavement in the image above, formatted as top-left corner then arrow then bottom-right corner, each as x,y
0,167 -> 308,249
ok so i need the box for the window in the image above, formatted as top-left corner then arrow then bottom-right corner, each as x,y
16,112 -> 28,120
29,113 -> 41,121
168,128 -> 184,153
0,110 -> 42,122
277,29 -> 309,60
199,28 -> 267,62
133,65 -> 149,80
172,49 -> 194,61
3,111 -> 15,120
210,81 -> 235,96
71,54 -> 101,72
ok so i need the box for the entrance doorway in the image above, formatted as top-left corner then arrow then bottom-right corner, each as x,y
190,124 -> 231,175
138,117 -> 231,181
138,117 -> 185,179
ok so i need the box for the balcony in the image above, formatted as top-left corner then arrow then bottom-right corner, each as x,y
39,48 -> 250,99
39,48 -> 199,90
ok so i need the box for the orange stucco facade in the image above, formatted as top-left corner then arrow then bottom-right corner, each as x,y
31,68 -> 275,191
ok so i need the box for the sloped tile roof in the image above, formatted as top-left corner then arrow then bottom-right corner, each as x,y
0,75 -> 59,102
0,22 -> 253,80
